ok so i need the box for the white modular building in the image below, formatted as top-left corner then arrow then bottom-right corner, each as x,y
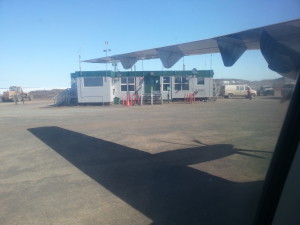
70,70 -> 214,104
71,71 -> 115,104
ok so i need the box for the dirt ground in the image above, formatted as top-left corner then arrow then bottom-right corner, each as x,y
0,97 -> 289,225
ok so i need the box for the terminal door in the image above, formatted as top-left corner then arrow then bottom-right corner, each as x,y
144,74 -> 160,94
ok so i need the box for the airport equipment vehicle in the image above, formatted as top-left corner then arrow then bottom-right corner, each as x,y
219,84 -> 257,98
2,86 -> 32,102
257,86 -> 275,96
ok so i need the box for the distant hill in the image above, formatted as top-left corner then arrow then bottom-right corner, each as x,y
29,89 -> 64,99
214,77 -> 295,90
248,78 -> 285,89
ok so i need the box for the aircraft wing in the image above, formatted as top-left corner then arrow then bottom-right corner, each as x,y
83,19 -> 300,79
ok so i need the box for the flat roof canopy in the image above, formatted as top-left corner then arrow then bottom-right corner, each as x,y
71,70 -> 214,79
83,19 -> 300,79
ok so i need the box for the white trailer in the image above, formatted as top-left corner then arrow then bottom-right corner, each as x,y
71,71 -> 116,104
70,70 -> 214,104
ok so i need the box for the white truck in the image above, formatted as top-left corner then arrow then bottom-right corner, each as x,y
220,84 -> 257,98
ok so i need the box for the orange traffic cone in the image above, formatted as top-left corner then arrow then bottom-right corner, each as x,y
126,96 -> 130,106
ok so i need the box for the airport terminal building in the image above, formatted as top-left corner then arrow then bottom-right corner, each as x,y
68,70 -> 214,104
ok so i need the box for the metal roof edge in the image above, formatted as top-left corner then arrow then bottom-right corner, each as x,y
70,70 -> 214,78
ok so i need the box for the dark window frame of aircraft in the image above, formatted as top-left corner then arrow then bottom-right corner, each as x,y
253,72 -> 300,225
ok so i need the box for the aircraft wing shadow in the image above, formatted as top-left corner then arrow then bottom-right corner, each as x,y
28,126 -> 264,225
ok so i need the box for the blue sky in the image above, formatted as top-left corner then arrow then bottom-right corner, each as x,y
0,0 -> 299,88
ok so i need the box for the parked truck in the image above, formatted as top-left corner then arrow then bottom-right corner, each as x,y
220,84 -> 257,98
2,86 -> 32,102
257,86 -> 275,96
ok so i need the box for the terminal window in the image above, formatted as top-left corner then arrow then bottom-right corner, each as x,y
84,77 -> 103,87
163,76 -> 170,91
121,77 -> 135,91
197,77 -> 205,85
175,76 -> 189,91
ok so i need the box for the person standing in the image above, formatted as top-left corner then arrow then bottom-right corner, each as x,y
247,86 -> 252,100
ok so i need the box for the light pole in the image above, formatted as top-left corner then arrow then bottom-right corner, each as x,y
103,41 -> 111,80
112,63 -> 117,72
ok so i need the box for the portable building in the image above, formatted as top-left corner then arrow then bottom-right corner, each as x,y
70,70 -> 214,104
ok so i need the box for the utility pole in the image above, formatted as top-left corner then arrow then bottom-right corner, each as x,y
78,55 -> 82,73
103,41 -> 111,81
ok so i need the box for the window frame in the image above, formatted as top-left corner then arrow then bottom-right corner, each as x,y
121,77 -> 135,92
163,76 -> 171,91
174,76 -> 189,91
197,77 -> 205,85
83,77 -> 103,87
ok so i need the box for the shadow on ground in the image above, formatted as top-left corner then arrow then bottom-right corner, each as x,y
28,126 -> 265,225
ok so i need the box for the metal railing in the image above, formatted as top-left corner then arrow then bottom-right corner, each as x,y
53,89 -> 73,106
141,92 -> 162,105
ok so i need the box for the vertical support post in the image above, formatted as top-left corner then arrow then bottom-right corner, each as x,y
161,77 -> 163,105
141,94 -> 143,105
151,87 -> 153,105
